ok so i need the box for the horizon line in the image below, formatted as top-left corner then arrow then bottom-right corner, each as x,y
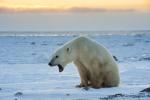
0,30 -> 150,32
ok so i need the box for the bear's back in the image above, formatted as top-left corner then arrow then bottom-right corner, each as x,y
76,36 -> 116,63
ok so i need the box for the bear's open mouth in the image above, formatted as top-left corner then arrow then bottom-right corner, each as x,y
57,64 -> 64,72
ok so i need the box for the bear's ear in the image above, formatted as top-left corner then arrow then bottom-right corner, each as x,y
66,47 -> 71,54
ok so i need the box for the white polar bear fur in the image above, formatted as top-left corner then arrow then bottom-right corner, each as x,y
49,36 -> 120,88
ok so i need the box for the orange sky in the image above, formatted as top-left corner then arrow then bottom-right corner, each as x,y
0,0 -> 150,12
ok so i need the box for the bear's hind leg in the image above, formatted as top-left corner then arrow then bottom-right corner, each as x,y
90,76 -> 103,89
103,71 -> 120,87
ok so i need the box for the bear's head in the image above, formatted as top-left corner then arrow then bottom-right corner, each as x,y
48,43 -> 76,72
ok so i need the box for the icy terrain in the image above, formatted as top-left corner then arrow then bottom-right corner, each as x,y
0,32 -> 150,100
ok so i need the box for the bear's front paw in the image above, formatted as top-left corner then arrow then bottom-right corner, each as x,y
75,83 -> 85,88
76,84 -> 89,90
76,84 -> 83,88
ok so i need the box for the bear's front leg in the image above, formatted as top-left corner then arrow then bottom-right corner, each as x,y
74,60 -> 89,88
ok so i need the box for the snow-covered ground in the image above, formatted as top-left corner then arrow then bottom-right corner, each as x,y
0,32 -> 150,100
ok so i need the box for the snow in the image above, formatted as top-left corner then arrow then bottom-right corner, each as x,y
0,32 -> 150,100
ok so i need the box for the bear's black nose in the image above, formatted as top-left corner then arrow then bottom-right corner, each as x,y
48,62 -> 52,66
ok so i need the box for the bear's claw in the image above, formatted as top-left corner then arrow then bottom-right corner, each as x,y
76,84 -> 83,88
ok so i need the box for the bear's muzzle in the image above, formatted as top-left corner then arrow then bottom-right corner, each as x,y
48,62 -> 64,72
48,62 -> 52,66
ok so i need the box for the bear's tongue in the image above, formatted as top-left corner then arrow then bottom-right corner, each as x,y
57,64 -> 63,72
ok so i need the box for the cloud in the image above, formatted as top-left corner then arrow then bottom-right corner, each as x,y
0,7 -> 142,13
67,7 -> 107,12
0,7 -> 14,13
0,7 -> 59,13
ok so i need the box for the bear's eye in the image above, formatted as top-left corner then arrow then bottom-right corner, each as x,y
55,55 -> 59,58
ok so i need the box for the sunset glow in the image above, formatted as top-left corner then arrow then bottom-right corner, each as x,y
0,0 -> 150,12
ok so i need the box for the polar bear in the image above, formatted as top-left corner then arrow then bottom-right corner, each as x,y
48,36 -> 120,89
